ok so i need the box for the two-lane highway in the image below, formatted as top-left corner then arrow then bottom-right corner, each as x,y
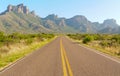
60,38 -> 73,76
0,37 -> 120,76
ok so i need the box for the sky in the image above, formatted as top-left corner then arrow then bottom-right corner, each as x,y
0,0 -> 120,24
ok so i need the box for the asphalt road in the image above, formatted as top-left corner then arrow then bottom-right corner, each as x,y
0,36 -> 120,76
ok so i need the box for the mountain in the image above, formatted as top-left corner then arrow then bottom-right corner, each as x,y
102,19 -> 118,28
93,19 -> 120,33
0,4 -> 120,33
0,4 -> 51,33
66,15 -> 96,33
41,14 -> 78,33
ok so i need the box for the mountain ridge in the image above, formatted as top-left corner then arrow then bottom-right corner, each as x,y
0,4 -> 120,34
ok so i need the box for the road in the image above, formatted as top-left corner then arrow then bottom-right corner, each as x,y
0,37 -> 120,76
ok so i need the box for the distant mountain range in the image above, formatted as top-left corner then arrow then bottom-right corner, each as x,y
0,4 -> 120,33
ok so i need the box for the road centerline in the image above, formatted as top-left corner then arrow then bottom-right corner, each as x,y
60,38 -> 73,76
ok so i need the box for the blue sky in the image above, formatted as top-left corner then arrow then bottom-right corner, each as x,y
0,0 -> 120,24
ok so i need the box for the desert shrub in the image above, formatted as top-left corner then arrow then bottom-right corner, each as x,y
99,40 -> 109,47
82,35 -> 94,44
0,32 -> 4,36
0,32 -> 5,42
25,38 -> 33,45
67,34 -> 83,40
0,32 -> 55,47
40,33 -> 54,39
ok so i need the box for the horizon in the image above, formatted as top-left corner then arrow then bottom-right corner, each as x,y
0,0 -> 120,25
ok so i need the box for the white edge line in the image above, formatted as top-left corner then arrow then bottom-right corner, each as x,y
0,37 -> 56,74
1,37 -> 120,74
0,48 -> 37,74
66,36 -> 120,64
78,44 -> 120,64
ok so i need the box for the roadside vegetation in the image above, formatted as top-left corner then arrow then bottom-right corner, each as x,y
67,34 -> 120,58
0,32 -> 55,70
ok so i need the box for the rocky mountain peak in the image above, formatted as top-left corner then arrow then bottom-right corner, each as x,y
103,19 -> 116,24
31,11 -> 35,16
7,3 -> 29,14
0,4 -> 31,15
72,15 -> 87,21
45,14 -> 58,20
7,5 -> 13,12
103,19 -> 118,28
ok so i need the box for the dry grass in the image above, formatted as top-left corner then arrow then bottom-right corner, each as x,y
0,37 -> 56,70
83,41 -> 120,58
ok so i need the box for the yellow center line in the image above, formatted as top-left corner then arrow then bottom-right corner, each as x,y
60,39 -> 68,76
62,45 -> 73,76
60,38 -> 73,76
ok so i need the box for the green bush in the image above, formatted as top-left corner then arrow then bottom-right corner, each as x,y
82,35 -> 94,44
25,38 -> 33,45
100,41 -> 109,47
0,32 -> 55,47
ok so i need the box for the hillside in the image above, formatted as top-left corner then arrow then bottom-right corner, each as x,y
0,4 -> 120,33
0,4 -> 50,33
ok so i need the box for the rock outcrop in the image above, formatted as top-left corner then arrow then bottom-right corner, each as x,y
0,3 -> 33,15
7,5 -> 13,12
31,11 -> 35,16
7,4 -> 29,14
